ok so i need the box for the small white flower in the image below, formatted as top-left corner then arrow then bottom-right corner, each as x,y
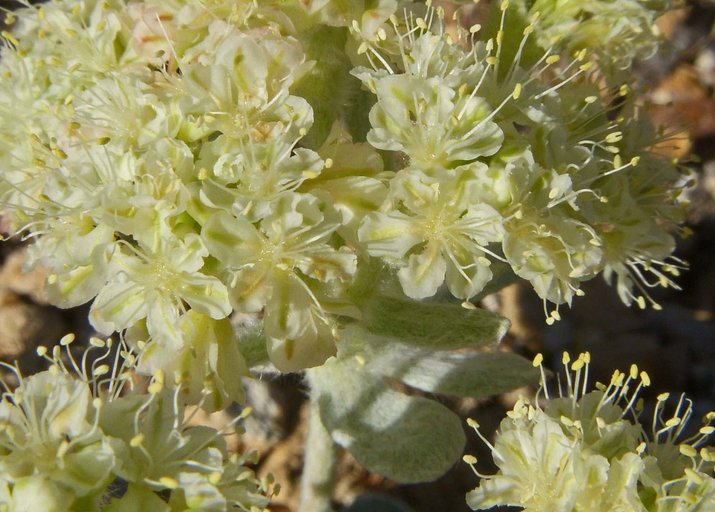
466,353 -> 715,511
359,166 -> 504,299
365,74 -> 504,169
90,232 -> 231,345
0,368 -> 114,508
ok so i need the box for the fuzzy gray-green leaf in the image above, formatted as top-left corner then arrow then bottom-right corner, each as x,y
308,355 -> 466,483
293,25 -> 353,148
365,345 -> 539,397
236,324 -> 270,369
362,296 -> 510,350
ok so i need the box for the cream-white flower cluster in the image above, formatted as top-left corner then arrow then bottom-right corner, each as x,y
510,0 -> 671,72
0,0 -> 686,382
466,352 -> 715,511
0,0 -> 369,378
352,1 -> 686,323
0,338 -> 273,511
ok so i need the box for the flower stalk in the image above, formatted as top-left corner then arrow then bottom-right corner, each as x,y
299,393 -> 338,512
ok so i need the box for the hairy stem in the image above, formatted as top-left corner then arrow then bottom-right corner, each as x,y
299,391 -> 337,512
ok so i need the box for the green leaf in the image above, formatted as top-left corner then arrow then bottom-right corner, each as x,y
344,258 -> 396,307
293,26 -> 353,148
308,353 -> 466,483
362,296 -> 510,350
343,82 -> 375,143
235,323 -> 270,369
362,342 -> 539,397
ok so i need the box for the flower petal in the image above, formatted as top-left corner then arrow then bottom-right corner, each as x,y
398,243 -> 446,299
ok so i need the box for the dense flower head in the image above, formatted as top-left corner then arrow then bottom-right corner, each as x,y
508,0 -> 671,72
0,0 -> 688,385
466,352 -> 715,511
349,0 -> 687,322
0,337 -> 273,511
0,0 -> 366,375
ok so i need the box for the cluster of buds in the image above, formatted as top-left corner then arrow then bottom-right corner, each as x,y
466,352 -> 715,511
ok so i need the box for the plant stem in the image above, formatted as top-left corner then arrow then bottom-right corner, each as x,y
299,391 -> 337,512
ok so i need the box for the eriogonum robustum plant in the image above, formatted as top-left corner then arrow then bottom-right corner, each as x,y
0,0 -> 701,510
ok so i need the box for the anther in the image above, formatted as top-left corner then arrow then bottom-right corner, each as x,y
640,371 -> 651,387
159,476 -> 179,489
512,83 -> 522,100
629,364 -> 638,380
94,365 -> 110,377
545,55 -> 560,65
679,444 -> 697,458
89,337 -> 105,348
60,333 -> 76,346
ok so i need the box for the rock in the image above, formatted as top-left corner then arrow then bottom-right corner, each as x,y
242,376 -> 304,447
0,248 -> 49,305
0,296 -> 66,364
649,65 -> 714,153
254,402 -> 308,512
695,42 -> 715,87
184,406 -> 240,452
703,159 -> 715,201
